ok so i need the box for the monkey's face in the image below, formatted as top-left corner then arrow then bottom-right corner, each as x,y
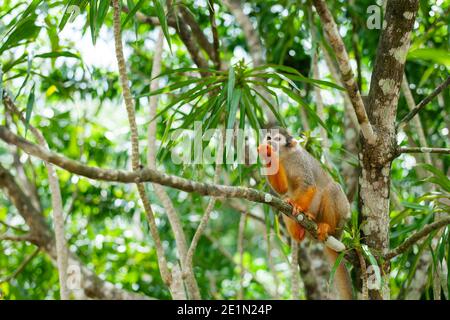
258,129 -> 296,170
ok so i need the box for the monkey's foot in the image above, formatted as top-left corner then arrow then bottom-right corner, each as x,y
286,198 -> 304,216
317,223 -> 330,241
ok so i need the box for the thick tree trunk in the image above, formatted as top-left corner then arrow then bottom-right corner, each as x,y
360,0 -> 419,300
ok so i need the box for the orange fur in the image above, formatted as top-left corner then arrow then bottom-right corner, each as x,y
291,186 -> 316,213
283,215 -> 305,242
267,162 -> 288,194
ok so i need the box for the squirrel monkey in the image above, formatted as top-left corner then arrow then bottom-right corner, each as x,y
257,126 -> 352,299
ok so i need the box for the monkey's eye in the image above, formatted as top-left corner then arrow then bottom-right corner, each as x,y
266,136 -> 271,141
273,136 -> 281,141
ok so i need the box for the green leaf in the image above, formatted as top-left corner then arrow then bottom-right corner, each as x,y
150,67 -> 225,81
59,0 -> 89,31
0,64 -> 3,103
328,251 -> 345,286
15,53 -> 33,100
418,65 -> 435,87
404,232 -> 433,288
227,88 -> 241,130
122,0 -> 144,28
242,86 -> 265,128
153,0 -> 172,52
25,83 -> 36,138
361,244 -> 382,287
0,17 -> 41,55
248,86 -> 285,126
89,0 -> 98,44
242,89 -> 260,131
247,64 -> 344,90
35,51 -> 80,59
407,48 -> 450,68
137,76 -> 220,98
419,163 -> 450,192
152,83 -> 221,122
227,66 -> 235,107
96,0 -> 111,34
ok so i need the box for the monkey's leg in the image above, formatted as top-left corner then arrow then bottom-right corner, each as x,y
282,214 -> 306,242
317,223 -> 331,241
287,186 -> 317,221
316,190 -> 339,241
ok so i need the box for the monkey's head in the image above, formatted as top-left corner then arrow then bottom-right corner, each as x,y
257,126 -> 297,166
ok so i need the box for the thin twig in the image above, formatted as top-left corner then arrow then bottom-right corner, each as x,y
385,217 -> 450,260
4,94 -> 69,300
0,234 -> 33,242
180,6 -> 215,62
146,28 -> 200,299
309,6 -> 329,155
204,232 -> 276,297
401,74 -> 433,165
237,212 -> 247,299
312,0 -> 376,144
398,76 -> 450,127
208,0 -> 221,69
397,147 -> 450,155
184,128 -> 224,275
290,241 -> 300,300
0,220 -> 27,233
0,247 -> 40,284
112,0 -> 172,287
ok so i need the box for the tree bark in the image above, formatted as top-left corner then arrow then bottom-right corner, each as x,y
361,0 -> 419,299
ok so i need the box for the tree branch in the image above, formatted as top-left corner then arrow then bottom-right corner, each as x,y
0,163 -> 150,299
397,147 -> 450,155
184,128 -> 223,280
179,6 -> 215,62
223,0 -> 264,66
0,125 -> 346,252
146,28 -> 200,299
0,234 -> 33,242
208,0 -> 221,69
237,211 -> 247,299
398,76 -> 450,128
312,0 -> 376,144
0,220 -> 28,233
112,0 -> 172,288
120,3 -> 210,73
3,95 -> 69,299
0,247 -> 40,284
401,73 -> 433,165
385,217 -> 450,260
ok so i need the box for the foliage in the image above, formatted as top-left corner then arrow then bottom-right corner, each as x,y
0,0 -> 449,300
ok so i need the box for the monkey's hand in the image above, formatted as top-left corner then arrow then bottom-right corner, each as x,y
285,198 -> 303,216
285,198 -> 316,220
282,199 -> 306,242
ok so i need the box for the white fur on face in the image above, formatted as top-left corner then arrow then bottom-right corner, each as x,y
263,131 -> 286,153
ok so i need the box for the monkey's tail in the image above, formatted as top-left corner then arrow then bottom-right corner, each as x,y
324,247 -> 353,300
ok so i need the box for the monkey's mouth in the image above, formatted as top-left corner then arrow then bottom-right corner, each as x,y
257,143 -> 274,167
